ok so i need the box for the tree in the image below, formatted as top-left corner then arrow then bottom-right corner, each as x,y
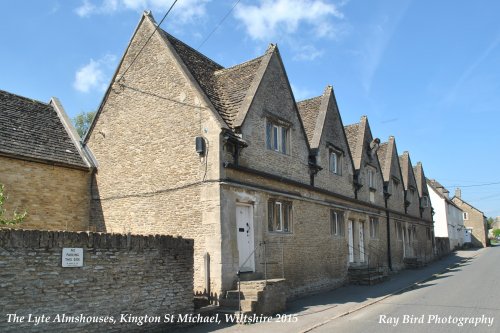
487,217 -> 494,229
72,110 -> 96,138
0,184 -> 27,225
493,229 -> 500,238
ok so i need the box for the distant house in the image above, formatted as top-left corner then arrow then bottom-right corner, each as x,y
0,90 -> 94,231
427,179 -> 465,250
451,188 -> 488,247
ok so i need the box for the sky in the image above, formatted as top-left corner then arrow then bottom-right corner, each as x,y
0,0 -> 499,218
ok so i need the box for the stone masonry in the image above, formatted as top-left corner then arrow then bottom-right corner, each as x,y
0,229 -> 193,333
0,156 -> 91,231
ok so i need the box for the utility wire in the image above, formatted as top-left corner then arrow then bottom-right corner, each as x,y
445,181 -> 500,188
117,0 -> 179,83
196,0 -> 242,50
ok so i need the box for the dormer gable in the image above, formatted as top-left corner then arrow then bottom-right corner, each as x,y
345,116 -> 384,205
413,162 -> 433,221
234,44 -> 311,184
297,86 -> 355,196
399,152 -> 420,217
377,136 -> 405,212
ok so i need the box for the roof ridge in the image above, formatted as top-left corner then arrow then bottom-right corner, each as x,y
162,29 -> 223,69
215,55 -> 265,74
0,89 -> 49,106
297,95 -> 322,105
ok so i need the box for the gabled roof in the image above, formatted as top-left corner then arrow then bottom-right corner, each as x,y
451,195 -> 484,215
344,123 -> 361,167
162,30 -> 268,129
427,179 -> 462,210
0,89 -> 88,169
399,151 -> 418,192
413,162 -> 430,198
345,116 -> 378,170
297,96 -> 322,145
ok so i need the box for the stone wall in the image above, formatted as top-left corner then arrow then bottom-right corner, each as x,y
435,237 -> 451,258
0,229 -> 193,333
86,15 -> 223,294
0,156 -> 91,231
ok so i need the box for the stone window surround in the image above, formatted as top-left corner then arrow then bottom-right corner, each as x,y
268,199 -> 293,233
265,116 -> 291,155
369,217 -> 379,239
330,210 -> 345,236
327,144 -> 343,176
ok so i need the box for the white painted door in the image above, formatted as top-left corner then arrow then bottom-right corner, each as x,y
464,228 -> 472,243
358,221 -> 365,263
236,204 -> 255,272
348,220 -> 354,263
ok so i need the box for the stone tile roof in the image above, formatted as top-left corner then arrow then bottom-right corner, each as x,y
0,90 -> 88,168
163,31 -> 264,128
297,96 -> 322,144
344,123 -> 361,169
377,142 -> 389,180
413,162 -> 429,197
213,57 -> 265,127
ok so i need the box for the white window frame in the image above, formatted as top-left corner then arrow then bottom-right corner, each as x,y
330,210 -> 344,236
266,121 -> 289,154
463,212 -> 469,220
268,199 -> 292,233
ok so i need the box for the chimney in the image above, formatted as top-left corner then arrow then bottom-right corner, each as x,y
455,188 -> 461,199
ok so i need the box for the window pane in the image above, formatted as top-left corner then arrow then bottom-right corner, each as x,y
330,153 -> 337,173
268,201 -> 274,231
281,127 -> 287,154
339,212 -> 344,235
273,126 -> 279,151
283,204 -> 290,232
275,202 -> 282,231
331,211 -> 337,235
266,122 -> 272,149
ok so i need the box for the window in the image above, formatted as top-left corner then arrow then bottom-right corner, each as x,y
422,196 -> 429,208
426,227 -> 431,240
396,223 -> 403,240
368,169 -> 375,188
266,121 -> 289,154
329,151 -> 342,175
268,199 -> 292,233
463,212 -> 469,220
370,217 -> 379,239
330,210 -> 345,236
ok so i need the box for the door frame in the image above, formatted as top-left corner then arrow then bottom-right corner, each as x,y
236,203 -> 255,272
348,220 -> 354,263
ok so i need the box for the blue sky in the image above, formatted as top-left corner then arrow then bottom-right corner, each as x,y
1,0 -> 499,217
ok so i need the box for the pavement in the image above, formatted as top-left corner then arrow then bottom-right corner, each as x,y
169,248 -> 486,333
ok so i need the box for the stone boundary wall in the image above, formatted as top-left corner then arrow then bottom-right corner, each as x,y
0,229 -> 193,332
435,237 -> 451,258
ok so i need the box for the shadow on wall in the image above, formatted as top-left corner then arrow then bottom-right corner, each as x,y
90,175 -> 106,232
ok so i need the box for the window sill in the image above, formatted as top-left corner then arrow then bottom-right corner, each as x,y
268,231 -> 293,235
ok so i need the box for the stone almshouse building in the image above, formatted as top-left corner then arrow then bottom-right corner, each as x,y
85,12 -> 435,298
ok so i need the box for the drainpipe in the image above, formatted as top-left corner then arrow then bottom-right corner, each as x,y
384,183 -> 393,271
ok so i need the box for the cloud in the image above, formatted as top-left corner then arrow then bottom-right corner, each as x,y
75,0 -> 209,23
291,84 -> 315,101
233,0 -> 344,41
73,54 -> 117,93
292,44 -> 324,61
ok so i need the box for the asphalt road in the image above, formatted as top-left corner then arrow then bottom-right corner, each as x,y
312,246 -> 500,333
